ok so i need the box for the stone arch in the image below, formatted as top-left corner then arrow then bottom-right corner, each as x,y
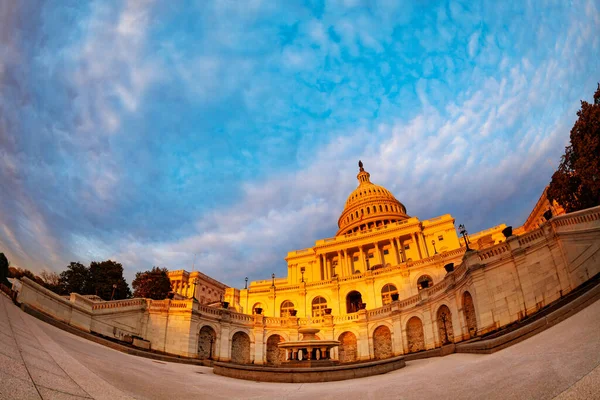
198,325 -> 216,360
436,305 -> 454,345
266,334 -> 286,365
338,331 -> 358,363
406,316 -> 425,353
231,331 -> 251,364
346,290 -> 363,313
462,291 -> 477,338
373,325 -> 393,360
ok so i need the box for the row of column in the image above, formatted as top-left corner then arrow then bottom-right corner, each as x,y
317,231 -> 430,279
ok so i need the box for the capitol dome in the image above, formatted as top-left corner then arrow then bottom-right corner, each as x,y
337,161 -> 409,236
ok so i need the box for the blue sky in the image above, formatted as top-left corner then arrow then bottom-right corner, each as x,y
1,0 -> 599,287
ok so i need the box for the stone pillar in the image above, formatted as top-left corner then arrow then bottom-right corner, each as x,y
421,307 -> 436,350
392,239 -> 400,265
376,242 -> 384,266
391,311 -> 404,355
319,254 -> 325,280
217,323 -> 231,362
326,256 -> 332,280
419,232 -> 430,258
399,237 -> 407,262
411,233 -> 422,260
253,326 -> 265,365
357,314 -> 370,360
336,250 -> 342,277
359,247 -> 366,272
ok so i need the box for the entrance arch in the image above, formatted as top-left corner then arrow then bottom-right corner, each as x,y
266,334 -> 286,365
346,291 -> 363,313
463,291 -> 477,338
338,331 -> 357,362
373,325 -> 393,359
198,325 -> 216,360
231,331 -> 251,364
406,316 -> 425,353
436,305 -> 454,345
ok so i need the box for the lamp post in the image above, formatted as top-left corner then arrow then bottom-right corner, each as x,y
440,311 -> 450,345
209,335 -> 214,360
271,273 -> 275,288
244,277 -> 248,289
111,283 -> 117,301
458,224 -> 471,251
300,267 -> 305,283
431,239 -> 438,254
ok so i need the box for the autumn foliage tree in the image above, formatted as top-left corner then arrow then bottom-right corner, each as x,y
132,267 -> 172,300
548,84 -> 600,212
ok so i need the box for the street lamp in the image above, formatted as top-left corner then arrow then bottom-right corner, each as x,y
431,239 -> 438,254
440,311 -> 450,345
458,224 -> 472,251
244,277 -> 248,289
111,283 -> 117,300
300,267 -> 305,283
271,273 -> 275,288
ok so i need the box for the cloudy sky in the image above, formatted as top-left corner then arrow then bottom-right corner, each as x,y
1,0 -> 599,287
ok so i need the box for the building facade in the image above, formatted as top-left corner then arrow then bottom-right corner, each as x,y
226,163 -> 505,318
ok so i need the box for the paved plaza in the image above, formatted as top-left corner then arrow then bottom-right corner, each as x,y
1,293 -> 599,400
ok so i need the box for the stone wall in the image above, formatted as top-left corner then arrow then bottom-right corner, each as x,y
373,325 -> 393,359
338,331 -> 358,362
406,317 -> 425,352
231,332 -> 251,364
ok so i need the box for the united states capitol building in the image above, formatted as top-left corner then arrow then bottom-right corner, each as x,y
16,162 -> 598,366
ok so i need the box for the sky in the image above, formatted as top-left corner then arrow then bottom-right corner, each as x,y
1,0 -> 599,288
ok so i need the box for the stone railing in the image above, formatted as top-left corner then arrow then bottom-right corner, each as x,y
477,243 -> 510,261
553,206 -> 600,231
91,299 -> 146,311
264,317 -> 287,326
518,229 -> 545,246
230,311 -> 253,324
298,317 -> 324,325
398,294 -> 419,308
197,304 -> 222,316
306,279 -> 335,288
368,304 -> 392,318
334,313 -> 360,323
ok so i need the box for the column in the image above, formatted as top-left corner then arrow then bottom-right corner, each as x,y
411,233 -> 422,259
392,239 -> 400,265
319,254 -> 325,280
326,257 -> 332,280
399,237 -> 406,262
336,251 -> 342,277
419,232 -> 430,258
359,247 -> 365,272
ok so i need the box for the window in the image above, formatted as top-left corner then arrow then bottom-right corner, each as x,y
369,253 -> 374,258
252,303 -> 263,314
381,283 -> 398,305
312,296 -> 327,317
404,245 -> 410,250
353,256 -> 359,262
438,235 -> 444,241
280,300 -> 294,317
417,275 -> 433,290
383,249 -> 389,255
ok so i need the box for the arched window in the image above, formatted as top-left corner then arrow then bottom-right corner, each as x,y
312,296 -> 327,317
381,284 -> 398,305
367,207 -> 370,214
385,205 -> 389,212
417,275 -> 433,290
280,300 -> 294,317
346,291 -> 363,313
379,205 -> 383,212
252,303 -> 263,314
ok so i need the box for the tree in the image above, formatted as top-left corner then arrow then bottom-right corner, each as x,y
132,267 -> 172,300
548,84 -> 600,212
58,262 -> 89,295
86,260 -> 131,300
0,253 -> 10,287
39,270 -> 61,294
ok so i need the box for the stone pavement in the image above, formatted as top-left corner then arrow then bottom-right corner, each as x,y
1,292 -> 599,400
